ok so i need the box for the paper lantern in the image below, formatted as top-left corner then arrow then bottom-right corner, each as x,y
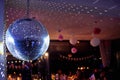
90,37 -> 100,47
71,47 -> 77,54
69,37 -> 77,45
58,34 -> 63,41
93,27 -> 101,34
5,18 -> 50,61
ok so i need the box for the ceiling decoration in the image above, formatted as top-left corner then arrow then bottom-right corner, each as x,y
5,0 -> 120,40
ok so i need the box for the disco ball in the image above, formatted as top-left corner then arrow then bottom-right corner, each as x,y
5,18 -> 50,61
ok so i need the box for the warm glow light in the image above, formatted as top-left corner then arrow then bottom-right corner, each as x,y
45,52 -> 49,57
68,54 -> 72,57
87,67 -> 89,69
38,60 -> 41,62
80,67 -> 83,70
17,77 -> 22,80
7,75 -> 13,80
30,60 -> 32,63
8,75 -> 11,78
0,42 -> 3,55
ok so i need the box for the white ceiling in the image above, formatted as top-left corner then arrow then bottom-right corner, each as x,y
5,0 -> 120,40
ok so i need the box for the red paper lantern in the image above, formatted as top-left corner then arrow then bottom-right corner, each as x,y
93,27 -> 101,34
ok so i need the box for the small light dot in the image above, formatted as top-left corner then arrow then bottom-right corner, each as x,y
110,18 -> 113,20
99,12 -> 103,15
90,9 -> 93,12
81,9 -> 84,11
100,19 -> 103,22
87,11 -> 90,13
85,7 -> 88,9
80,5 -> 83,7
94,7 -> 98,9
104,10 -> 108,12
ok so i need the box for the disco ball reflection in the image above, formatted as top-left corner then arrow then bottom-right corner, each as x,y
5,18 -> 50,61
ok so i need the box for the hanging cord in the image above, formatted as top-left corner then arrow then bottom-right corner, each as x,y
26,0 -> 30,18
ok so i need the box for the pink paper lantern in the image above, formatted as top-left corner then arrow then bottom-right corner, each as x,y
58,34 -> 63,41
90,37 -> 100,47
71,47 -> 77,54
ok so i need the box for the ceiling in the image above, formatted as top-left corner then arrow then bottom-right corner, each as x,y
5,0 -> 120,41
4,0 -> 120,73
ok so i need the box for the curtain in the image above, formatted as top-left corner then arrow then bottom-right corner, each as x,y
99,40 -> 111,67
